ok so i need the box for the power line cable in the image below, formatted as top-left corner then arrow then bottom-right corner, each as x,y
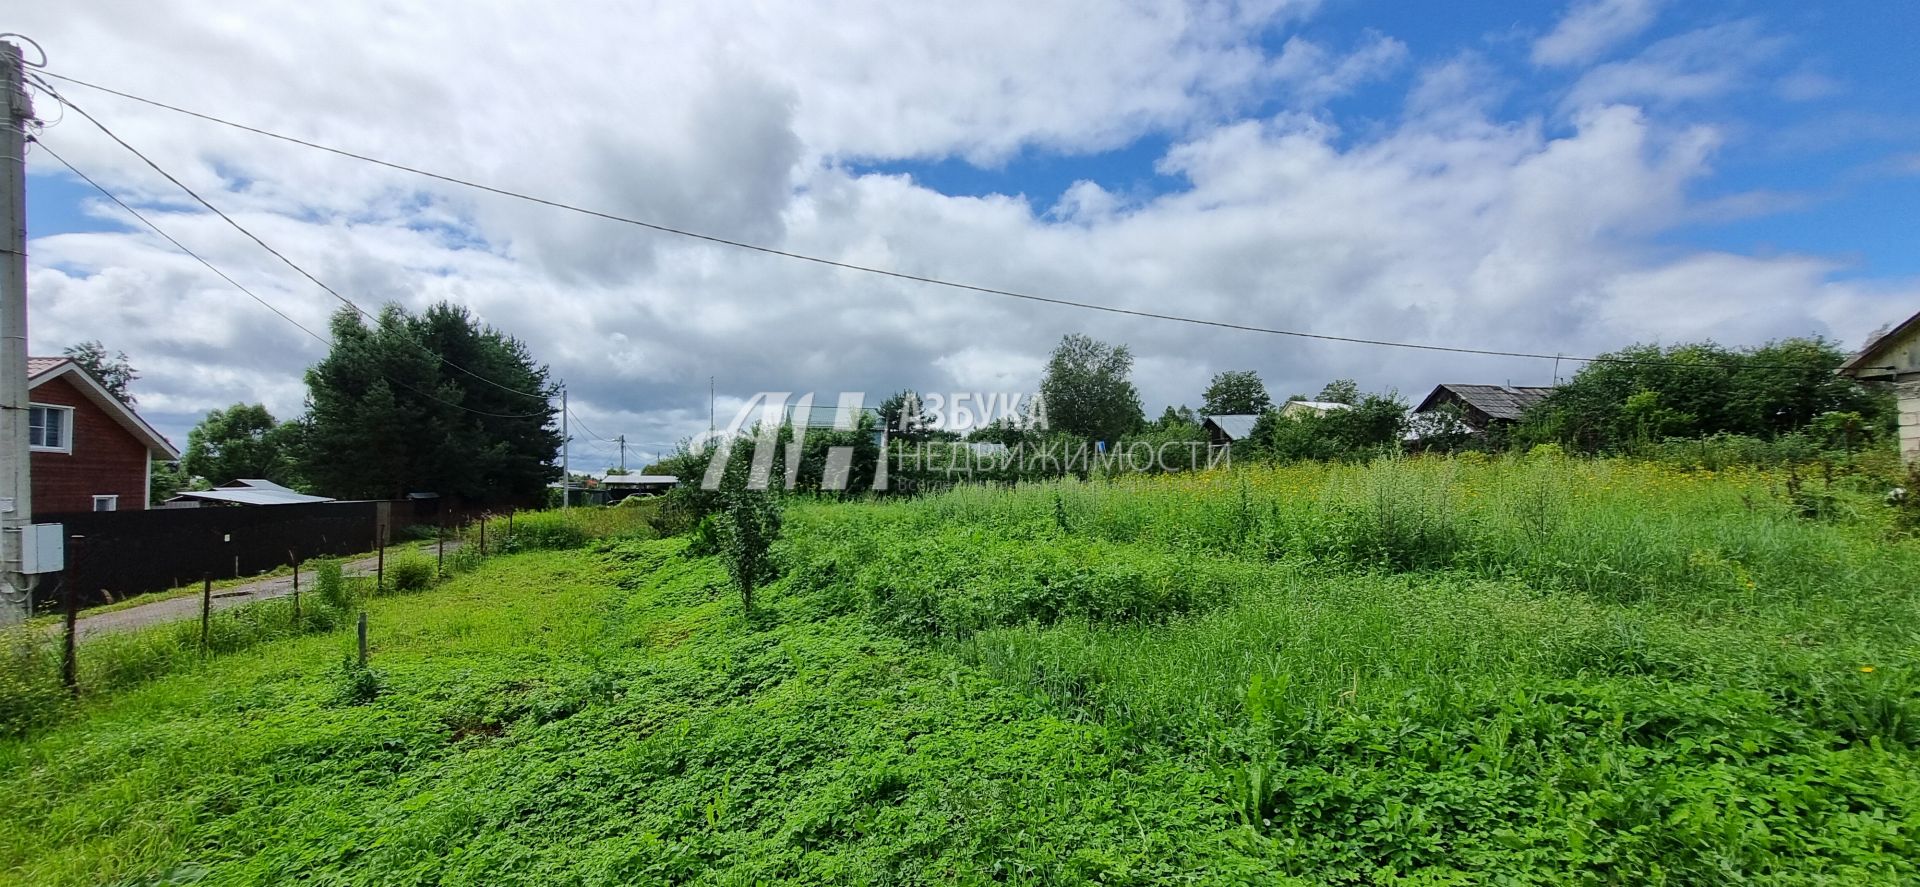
36,141 -> 553,420
566,407 -> 616,442
36,141 -> 328,345
31,69 -> 1891,374
31,74 -> 561,400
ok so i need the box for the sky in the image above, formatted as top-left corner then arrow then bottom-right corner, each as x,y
12,0 -> 1920,466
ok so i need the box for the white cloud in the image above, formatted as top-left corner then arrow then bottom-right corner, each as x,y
1269,32 -> 1409,106
1532,0 -> 1662,67
1563,20 -> 1784,111
11,1 -> 1915,457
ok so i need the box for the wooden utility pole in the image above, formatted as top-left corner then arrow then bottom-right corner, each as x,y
0,41 -> 37,625
561,385 -> 571,509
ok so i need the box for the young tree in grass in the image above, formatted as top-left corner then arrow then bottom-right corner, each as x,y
718,489 -> 781,618
1201,370 -> 1271,415
63,340 -> 139,405
1039,334 -> 1145,443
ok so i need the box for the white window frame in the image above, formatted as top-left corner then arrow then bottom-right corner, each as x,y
28,403 -> 74,454
92,495 -> 119,512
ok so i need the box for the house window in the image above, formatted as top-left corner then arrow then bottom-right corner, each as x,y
92,495 -> 118,512
28,405 -> 73,452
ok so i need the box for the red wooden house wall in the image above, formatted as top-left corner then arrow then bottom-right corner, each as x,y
29,375 -> 151,513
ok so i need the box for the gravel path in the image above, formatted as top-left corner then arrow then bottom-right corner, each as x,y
72,542 -> 454,639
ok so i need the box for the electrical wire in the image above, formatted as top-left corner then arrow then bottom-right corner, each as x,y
37,142 -> 554,420
31,74 -> 559,401
30,69 -> 1894,374
566,407 -> 616,442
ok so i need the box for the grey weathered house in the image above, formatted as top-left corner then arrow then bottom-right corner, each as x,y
1839,309 -> 1920,465
1411,384 -> 1555,437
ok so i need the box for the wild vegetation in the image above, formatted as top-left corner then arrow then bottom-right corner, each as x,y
3,454 -> 1918,884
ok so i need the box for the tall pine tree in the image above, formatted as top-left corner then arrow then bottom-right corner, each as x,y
300,303 -> 561,502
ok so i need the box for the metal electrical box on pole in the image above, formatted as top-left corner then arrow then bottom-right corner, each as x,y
0,40 -> 37,624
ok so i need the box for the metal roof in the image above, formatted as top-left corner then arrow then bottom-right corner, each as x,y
1281,400 -> 1353,416
1413,384 -> 1555,421
1203,414 -> 1261,441
220,478 -> 302,493
168,488 -> 335,506
595,474 -> 678,485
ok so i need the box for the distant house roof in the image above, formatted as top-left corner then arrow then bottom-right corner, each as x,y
1414,384 -> 1555,423
168,478 -> 333,506
1281,400 -> 1353,418
1840,309 -> 1920,379
26,356 -> 180,460
1202,414 -> 1261,441
595,474 -> 678,486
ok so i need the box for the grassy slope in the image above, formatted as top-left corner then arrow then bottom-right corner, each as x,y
3,458 -> 1919,885
0,545 -> 1274,886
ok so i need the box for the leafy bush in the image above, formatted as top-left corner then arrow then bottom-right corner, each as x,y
313,559 -> 351,612
388,555 -> 436,592
333,655 -> 383,705
444,545 -> 485,575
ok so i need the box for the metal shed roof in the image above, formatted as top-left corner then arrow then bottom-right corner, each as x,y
167,487 -> 335,506
1203,414 -> 1261,441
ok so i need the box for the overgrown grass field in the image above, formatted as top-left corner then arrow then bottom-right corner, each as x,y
2,457 -> 1917,884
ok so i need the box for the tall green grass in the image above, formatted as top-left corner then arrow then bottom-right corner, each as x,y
770,454 -> 1920,881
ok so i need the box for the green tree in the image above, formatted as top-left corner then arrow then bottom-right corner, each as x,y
182,403 -> 300,485
1519,338 -> 1881,452
718,489 -> 782,618
149,459 -> 192,503
1038,334 -> 1144,443
1154,405 -> 1199,430
63,340 -> 139,405
1201,370 -> 1271,415
878,389 -> 933,440
1315,378 -> 1360,405
301,302 -> 561,501
1252,391 -> 1407,462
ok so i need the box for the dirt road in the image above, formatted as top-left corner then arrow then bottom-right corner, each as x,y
71,542 -> 452,639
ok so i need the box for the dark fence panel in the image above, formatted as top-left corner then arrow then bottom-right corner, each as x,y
40,500 -> 407,610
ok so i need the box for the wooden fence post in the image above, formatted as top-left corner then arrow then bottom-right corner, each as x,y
478,515 -> 487,557
375,529 -> 386,596
62,535 -> 80,696
200,577 -> 212,651
436,510 -> 446,578
356,611 -> 369,666
289,548 -> 300,625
